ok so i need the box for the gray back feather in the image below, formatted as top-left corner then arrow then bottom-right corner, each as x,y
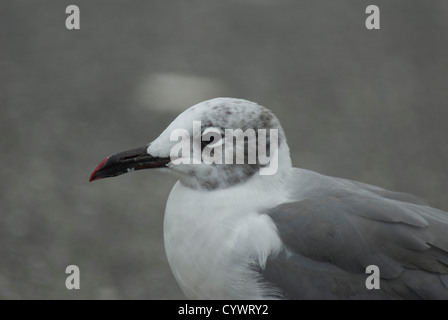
260,169 -> 448,299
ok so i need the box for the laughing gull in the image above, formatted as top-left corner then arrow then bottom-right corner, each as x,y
90,97 -> 448,299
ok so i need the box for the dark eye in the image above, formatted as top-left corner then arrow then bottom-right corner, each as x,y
201,136 -> 214,149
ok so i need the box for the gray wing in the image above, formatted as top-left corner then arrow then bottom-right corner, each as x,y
259,175 -> 448,299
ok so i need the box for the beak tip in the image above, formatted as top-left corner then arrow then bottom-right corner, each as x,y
89,157 -> 109,182
88,175 -> 99,182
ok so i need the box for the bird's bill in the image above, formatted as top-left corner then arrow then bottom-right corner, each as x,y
89,145 -> 170,182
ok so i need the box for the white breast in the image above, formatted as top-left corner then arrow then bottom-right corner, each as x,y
163,176 -> 287,299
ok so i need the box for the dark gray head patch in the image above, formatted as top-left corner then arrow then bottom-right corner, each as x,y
180,98 -> 287,190
200,99 -> 281,139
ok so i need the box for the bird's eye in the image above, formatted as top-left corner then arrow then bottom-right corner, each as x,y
201,127 -> 223,151
201,136 -> 214,149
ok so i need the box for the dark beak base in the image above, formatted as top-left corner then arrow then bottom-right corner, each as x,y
89,146 -> 170,182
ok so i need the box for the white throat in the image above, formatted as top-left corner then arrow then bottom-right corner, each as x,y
163,158 -> 291,299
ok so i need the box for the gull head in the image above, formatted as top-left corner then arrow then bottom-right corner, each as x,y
90,97 -> 291,190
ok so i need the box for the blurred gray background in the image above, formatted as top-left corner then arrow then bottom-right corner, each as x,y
1,0 -> 447,299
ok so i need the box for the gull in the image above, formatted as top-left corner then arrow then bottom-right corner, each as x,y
90,97 -> 448,299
